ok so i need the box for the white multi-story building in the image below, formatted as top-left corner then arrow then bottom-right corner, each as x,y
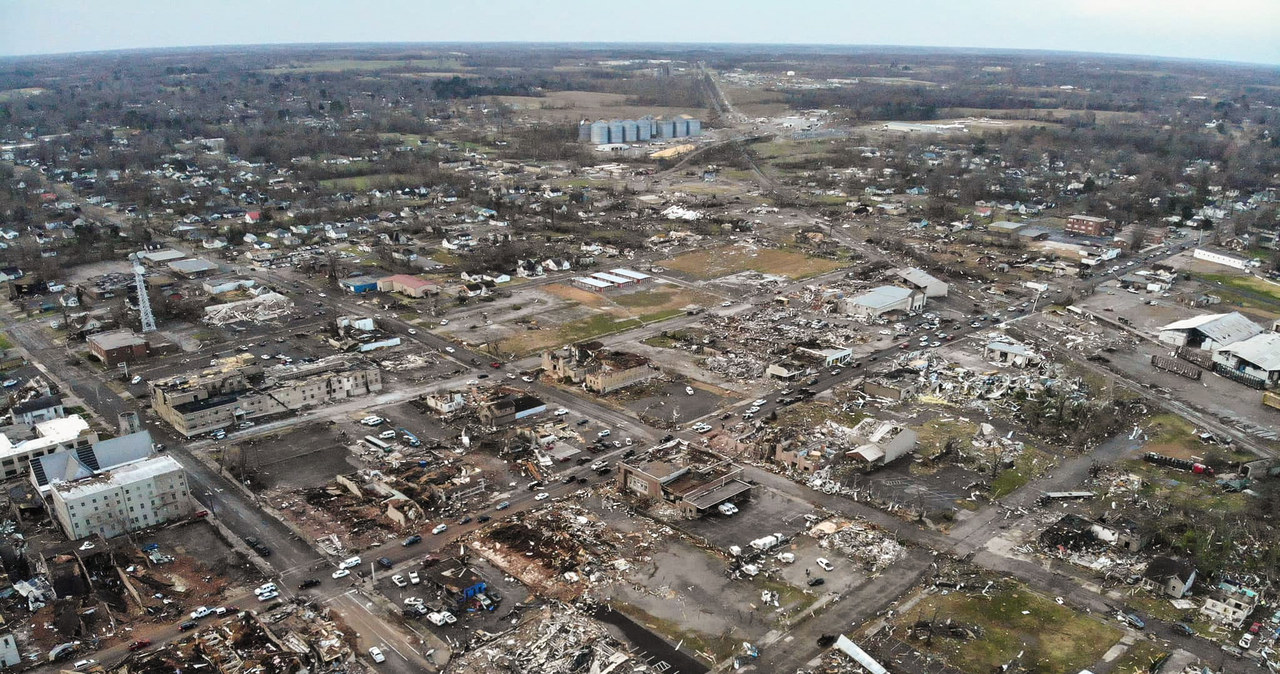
49,455 -> 192,540
0,415 -> 97,480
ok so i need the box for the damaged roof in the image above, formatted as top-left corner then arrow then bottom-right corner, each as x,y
1160,311 -> 1261,345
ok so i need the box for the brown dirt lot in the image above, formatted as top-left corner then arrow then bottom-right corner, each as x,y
543,283 -> 719,317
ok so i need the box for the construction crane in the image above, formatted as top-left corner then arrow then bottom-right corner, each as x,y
130,252 -> 156,333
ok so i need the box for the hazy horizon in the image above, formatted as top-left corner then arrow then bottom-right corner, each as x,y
3,0 -> 1278,67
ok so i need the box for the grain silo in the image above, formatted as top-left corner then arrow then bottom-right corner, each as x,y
609,121 -> 625,144
621,120 -> 639,142
637,116 -> 654,141
686,118 -> 702,136
589,121 -> 610,145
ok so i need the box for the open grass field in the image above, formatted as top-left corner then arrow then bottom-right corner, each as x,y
939,107 -> 1144,123
494,283 -> 709,356
1200,272 -> 1280,303
0,87 -> 48,101
318,173 -> 419,190
493,90 -> 704,123
261,57 -> 464,73
661,245 -> 843,280
724,86 -> 791,117
898,583 -> 1122,674
497,313 -> 643,356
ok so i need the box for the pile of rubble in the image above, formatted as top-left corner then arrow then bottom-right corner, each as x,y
470,504 -> 638,600
450,603 -> 633,673
202,291 -> 294,324
704,352 -> 767,380
811,519 -> 906,572
114,604 -> 353,673
375,352 -> 441,371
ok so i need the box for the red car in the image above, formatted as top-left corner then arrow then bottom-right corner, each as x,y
128,639 -> 152,651
1250,622 -> 1262,634
489,362 -> 502,368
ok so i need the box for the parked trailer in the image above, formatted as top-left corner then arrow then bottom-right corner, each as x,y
1143,452 -> 1214,476
1263,391 -> 1280,411
363,435 -> 391,452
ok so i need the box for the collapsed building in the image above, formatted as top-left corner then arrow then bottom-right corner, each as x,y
447,604 -> 633,674
542,342 -> 659,394
772,417 -> 916,474
328,315 -> 402,352
201,291 -> 294,325
151,354 -> 382,436
477,392 -> 547,428
616,441 -> 752,518
112,607 -> 352,673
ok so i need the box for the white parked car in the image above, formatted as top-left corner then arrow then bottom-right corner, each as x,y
597,429 -> 611,437
535,492 -> 550,501
408,570 -> 420,585
255,583 -> 277,595
439,319 -> 449,325
815,557 -> 835,572
339,556 -> 362,569
404,597 -> 424,606
332,568 -> 350,579
432,523 -> 448,535
258,590 -> 279,601
554,408 -> 569,416
444,347 -> 456,353
392,575 -> 407,587
407,328 -> 417,335
190,606 -> 211,619
685,386 -> 695,395
369,646 -> 386,663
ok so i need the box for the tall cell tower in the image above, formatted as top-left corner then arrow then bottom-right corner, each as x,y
131,253 -> 156,333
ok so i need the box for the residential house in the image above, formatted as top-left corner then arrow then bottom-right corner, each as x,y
1141,557 -> 1196,599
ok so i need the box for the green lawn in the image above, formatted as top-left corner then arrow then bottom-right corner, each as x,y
1200,273 -> 1280,302
318,173 -> 419,191
0,333 -> 13,350
1108,640 -> 1168,674
900,584 -> 1122,674
991,446 -> 1051,498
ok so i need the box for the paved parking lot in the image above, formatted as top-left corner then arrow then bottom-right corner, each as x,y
678,485 -> 815,552
246,423 -> 357,490
772,536 -> 868,595
623,381 -> 728,424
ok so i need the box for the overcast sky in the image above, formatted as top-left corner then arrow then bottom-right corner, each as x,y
3,0 -> 1278,65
